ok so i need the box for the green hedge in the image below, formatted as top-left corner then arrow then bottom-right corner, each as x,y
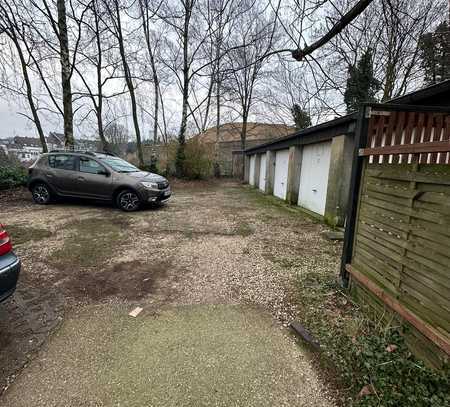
0,166 -> 28,190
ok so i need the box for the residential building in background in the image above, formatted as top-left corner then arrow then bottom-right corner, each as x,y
1,133 -> 98,164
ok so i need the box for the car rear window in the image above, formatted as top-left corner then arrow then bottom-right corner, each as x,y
48,155 -> 76,171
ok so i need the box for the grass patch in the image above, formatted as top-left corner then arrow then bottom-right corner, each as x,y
234,222 -> 254,237
229,186 -> 322,223
49,217 -> 129,269
6,224 -> 52,245
292,270 -> 450,406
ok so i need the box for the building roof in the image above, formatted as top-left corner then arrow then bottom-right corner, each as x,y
389,79 -> 450,106
245,80 -> 450,155
194,122 -> 295,144
10,136 -> 42,148
245,114 -> 357,154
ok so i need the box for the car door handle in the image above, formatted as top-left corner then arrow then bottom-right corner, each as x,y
77,176 -> 85,181
45,172 -> 54,178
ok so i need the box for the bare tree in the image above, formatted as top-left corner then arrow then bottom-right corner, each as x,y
104,121 -> 129,155
324,0 -> 446,102
103,0 -> 144,166
27,0 -> 88,147
73,0 -> 128,151
137,0 -> 163,144
223,0 -> 277,153
0,1 -> 48,152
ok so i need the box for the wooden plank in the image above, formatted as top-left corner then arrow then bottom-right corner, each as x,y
409,222 -> 450,245
366,182 -> 417,199
435,115 -> 445,164
399,293 -> 450,337
359,140 -> 450,157
358,222 -> 406,251
353,248 -> 401,288
417,190 -> 450,206
411,113 -> 426,163
405,250 -> 450,280
356,237 -> 404,270
401,270 -> 450,312
402,265 -> 450,296
411,217 -> 450,239
420,113 -> 434,163
359,211 -> 409,239
352,258 -> 399,296
362,196 -> 447,224
346,264 -> 450,356
400,112 -> 416,163
359,202 -> 410,226
363,189 -> 411,207
413,200 -> 450,216
409,231 -> 450,255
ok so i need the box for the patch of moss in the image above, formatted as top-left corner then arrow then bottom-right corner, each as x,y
6,224 -> 52,245
49,217 -> 129,269
234,222 -> 254,237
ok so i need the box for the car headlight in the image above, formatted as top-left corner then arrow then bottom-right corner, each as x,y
141,181 -> 158,189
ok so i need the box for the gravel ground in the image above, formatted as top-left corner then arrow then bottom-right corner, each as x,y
0,180 -> 341,405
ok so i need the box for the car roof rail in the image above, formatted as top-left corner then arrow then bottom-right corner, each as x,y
94,150 -> 117,157
49,149 -> 96,156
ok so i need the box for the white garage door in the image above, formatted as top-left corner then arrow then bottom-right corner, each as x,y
249,155 -> 256,186
298,141 -> 332,215
259,153 -> 266,191
274,149 -> 289,200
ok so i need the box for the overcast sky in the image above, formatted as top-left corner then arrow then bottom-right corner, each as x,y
0,99 -> 38,139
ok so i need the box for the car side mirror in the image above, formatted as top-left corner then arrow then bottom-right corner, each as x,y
97,169 -> 110,177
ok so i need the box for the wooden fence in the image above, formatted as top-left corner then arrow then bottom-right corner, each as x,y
342,105 -> 450,368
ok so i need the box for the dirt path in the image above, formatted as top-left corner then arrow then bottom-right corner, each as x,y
0,181 -> 340,406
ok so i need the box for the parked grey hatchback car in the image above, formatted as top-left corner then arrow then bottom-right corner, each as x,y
28,151 -> 171,211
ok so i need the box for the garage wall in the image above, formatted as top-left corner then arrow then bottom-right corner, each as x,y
258,154 -> 266,191
273,149 -> 289,199
298,141 -> 331,215
249,155 -> 256,186
245,132 -> 353,227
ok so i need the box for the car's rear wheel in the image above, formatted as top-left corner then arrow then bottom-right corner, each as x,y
116,190 -> 141,212
31,183 -> 52,205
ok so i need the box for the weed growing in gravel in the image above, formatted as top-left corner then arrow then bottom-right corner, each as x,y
6,224 -> 52,245
294,270 -> 450,407
49,217 -> 128,268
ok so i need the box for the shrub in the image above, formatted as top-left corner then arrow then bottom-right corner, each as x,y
0,165 -> 28,190
181,139 -> 213,179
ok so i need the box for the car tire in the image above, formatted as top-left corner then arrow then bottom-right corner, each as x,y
31,183 -> 52,205
116,189 -> 141,212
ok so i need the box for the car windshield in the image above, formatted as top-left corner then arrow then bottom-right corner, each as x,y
99,156 -> 139,173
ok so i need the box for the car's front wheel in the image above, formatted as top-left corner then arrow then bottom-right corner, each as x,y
116,190 -> 141,212
31,183 -> 52,205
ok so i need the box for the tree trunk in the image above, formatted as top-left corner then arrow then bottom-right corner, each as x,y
175,1 -> 191,177
215,79 -> 221,163
115,0 -> 144,166
57,0 -> 74,148
240,113 -> 248,179
93,2 -> 108,151
13,37 -> 48,153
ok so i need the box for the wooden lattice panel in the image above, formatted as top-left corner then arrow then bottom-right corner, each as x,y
361,110 -> 450,164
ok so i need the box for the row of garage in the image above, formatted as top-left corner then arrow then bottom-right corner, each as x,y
249,141 -> 332,215
245,115 -> 356,226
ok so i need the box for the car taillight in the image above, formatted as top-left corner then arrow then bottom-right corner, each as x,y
0,226 -> 12,256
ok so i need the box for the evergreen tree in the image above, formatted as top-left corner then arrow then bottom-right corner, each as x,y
344,50 -> 381,113
291,104 -> 312,130
419,21 -> 450,86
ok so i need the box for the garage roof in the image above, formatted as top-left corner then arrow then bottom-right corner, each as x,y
245,79 -> 450,156
245,113 -> 357,155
